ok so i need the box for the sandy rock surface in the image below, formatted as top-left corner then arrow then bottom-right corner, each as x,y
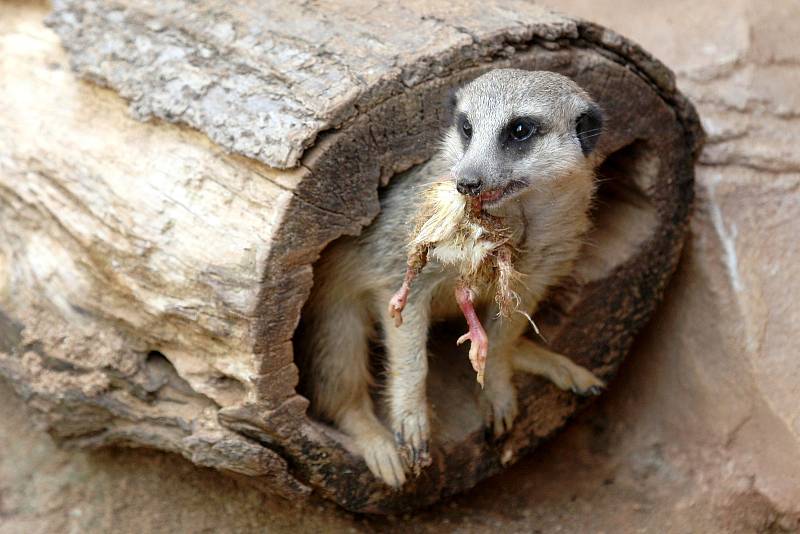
1,0 -> 799,532
557,0 -> 800,515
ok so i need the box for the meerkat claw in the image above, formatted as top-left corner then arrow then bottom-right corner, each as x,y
579,384 -> 605,397
393,412 -> 432,476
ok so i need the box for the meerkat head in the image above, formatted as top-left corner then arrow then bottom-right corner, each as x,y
440,69 -> 603,209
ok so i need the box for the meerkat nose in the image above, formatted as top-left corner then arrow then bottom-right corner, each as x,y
456,175 -> 483,196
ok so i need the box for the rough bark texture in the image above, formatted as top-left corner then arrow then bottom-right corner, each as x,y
0,0 -> 701,513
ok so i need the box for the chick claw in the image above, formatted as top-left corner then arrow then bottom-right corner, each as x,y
455,285 -> 489,387
389,263 -> 425,328
457,328 -> 488,387
388,287 -> 408,327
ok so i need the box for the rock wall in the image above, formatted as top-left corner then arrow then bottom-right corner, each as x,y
555,0 -> 800,513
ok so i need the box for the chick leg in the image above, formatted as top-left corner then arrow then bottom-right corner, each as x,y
388,268 -> 417,328
388,245 -> 428,327
455,284 -> 489,388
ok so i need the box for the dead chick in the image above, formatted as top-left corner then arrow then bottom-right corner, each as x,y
388,179 -> 523,386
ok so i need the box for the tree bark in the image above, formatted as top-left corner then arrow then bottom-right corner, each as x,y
0,0 -> 702,513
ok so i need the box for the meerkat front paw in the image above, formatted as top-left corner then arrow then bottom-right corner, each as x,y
356,429 -> 407,489
482,378 -> 519,438
391,410 -> 431,475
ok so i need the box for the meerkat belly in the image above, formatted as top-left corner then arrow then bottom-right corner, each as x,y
428,276 -> 494,320
428,278 -> 460,318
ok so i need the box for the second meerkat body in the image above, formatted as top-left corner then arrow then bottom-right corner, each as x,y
302,69 -> 605,488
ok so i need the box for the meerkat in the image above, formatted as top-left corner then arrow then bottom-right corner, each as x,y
301,69 -> 606,488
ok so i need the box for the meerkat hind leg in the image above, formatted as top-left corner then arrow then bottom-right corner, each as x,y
512,337 -> 604,396
309,299 -> 406,488
338,402 -> 407,488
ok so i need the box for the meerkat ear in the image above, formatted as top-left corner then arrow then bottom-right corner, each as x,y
575,103 -> 603,156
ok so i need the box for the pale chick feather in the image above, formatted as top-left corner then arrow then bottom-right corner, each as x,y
408,181 -> 465,249
408,180 -> 521,312
410,181 -> 497,279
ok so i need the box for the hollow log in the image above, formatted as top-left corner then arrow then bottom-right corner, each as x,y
0,0 -> 702,513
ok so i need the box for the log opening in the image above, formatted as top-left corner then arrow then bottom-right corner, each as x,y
275,50 -> 698,512
291,121 -> 669,498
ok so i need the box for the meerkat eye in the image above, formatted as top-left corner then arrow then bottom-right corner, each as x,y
508,118 -> 536,141
461,119 -> 473,139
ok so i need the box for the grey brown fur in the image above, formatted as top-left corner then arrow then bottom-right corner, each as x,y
302,69 -> 605,487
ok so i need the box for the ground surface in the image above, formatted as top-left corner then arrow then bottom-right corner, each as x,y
0,377 -> 784,534
2,0 -> 800,532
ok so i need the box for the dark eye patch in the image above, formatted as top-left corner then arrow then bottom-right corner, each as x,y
500,117 -> 541,154
456,112 -> 472,148
440,88 -> 460,128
